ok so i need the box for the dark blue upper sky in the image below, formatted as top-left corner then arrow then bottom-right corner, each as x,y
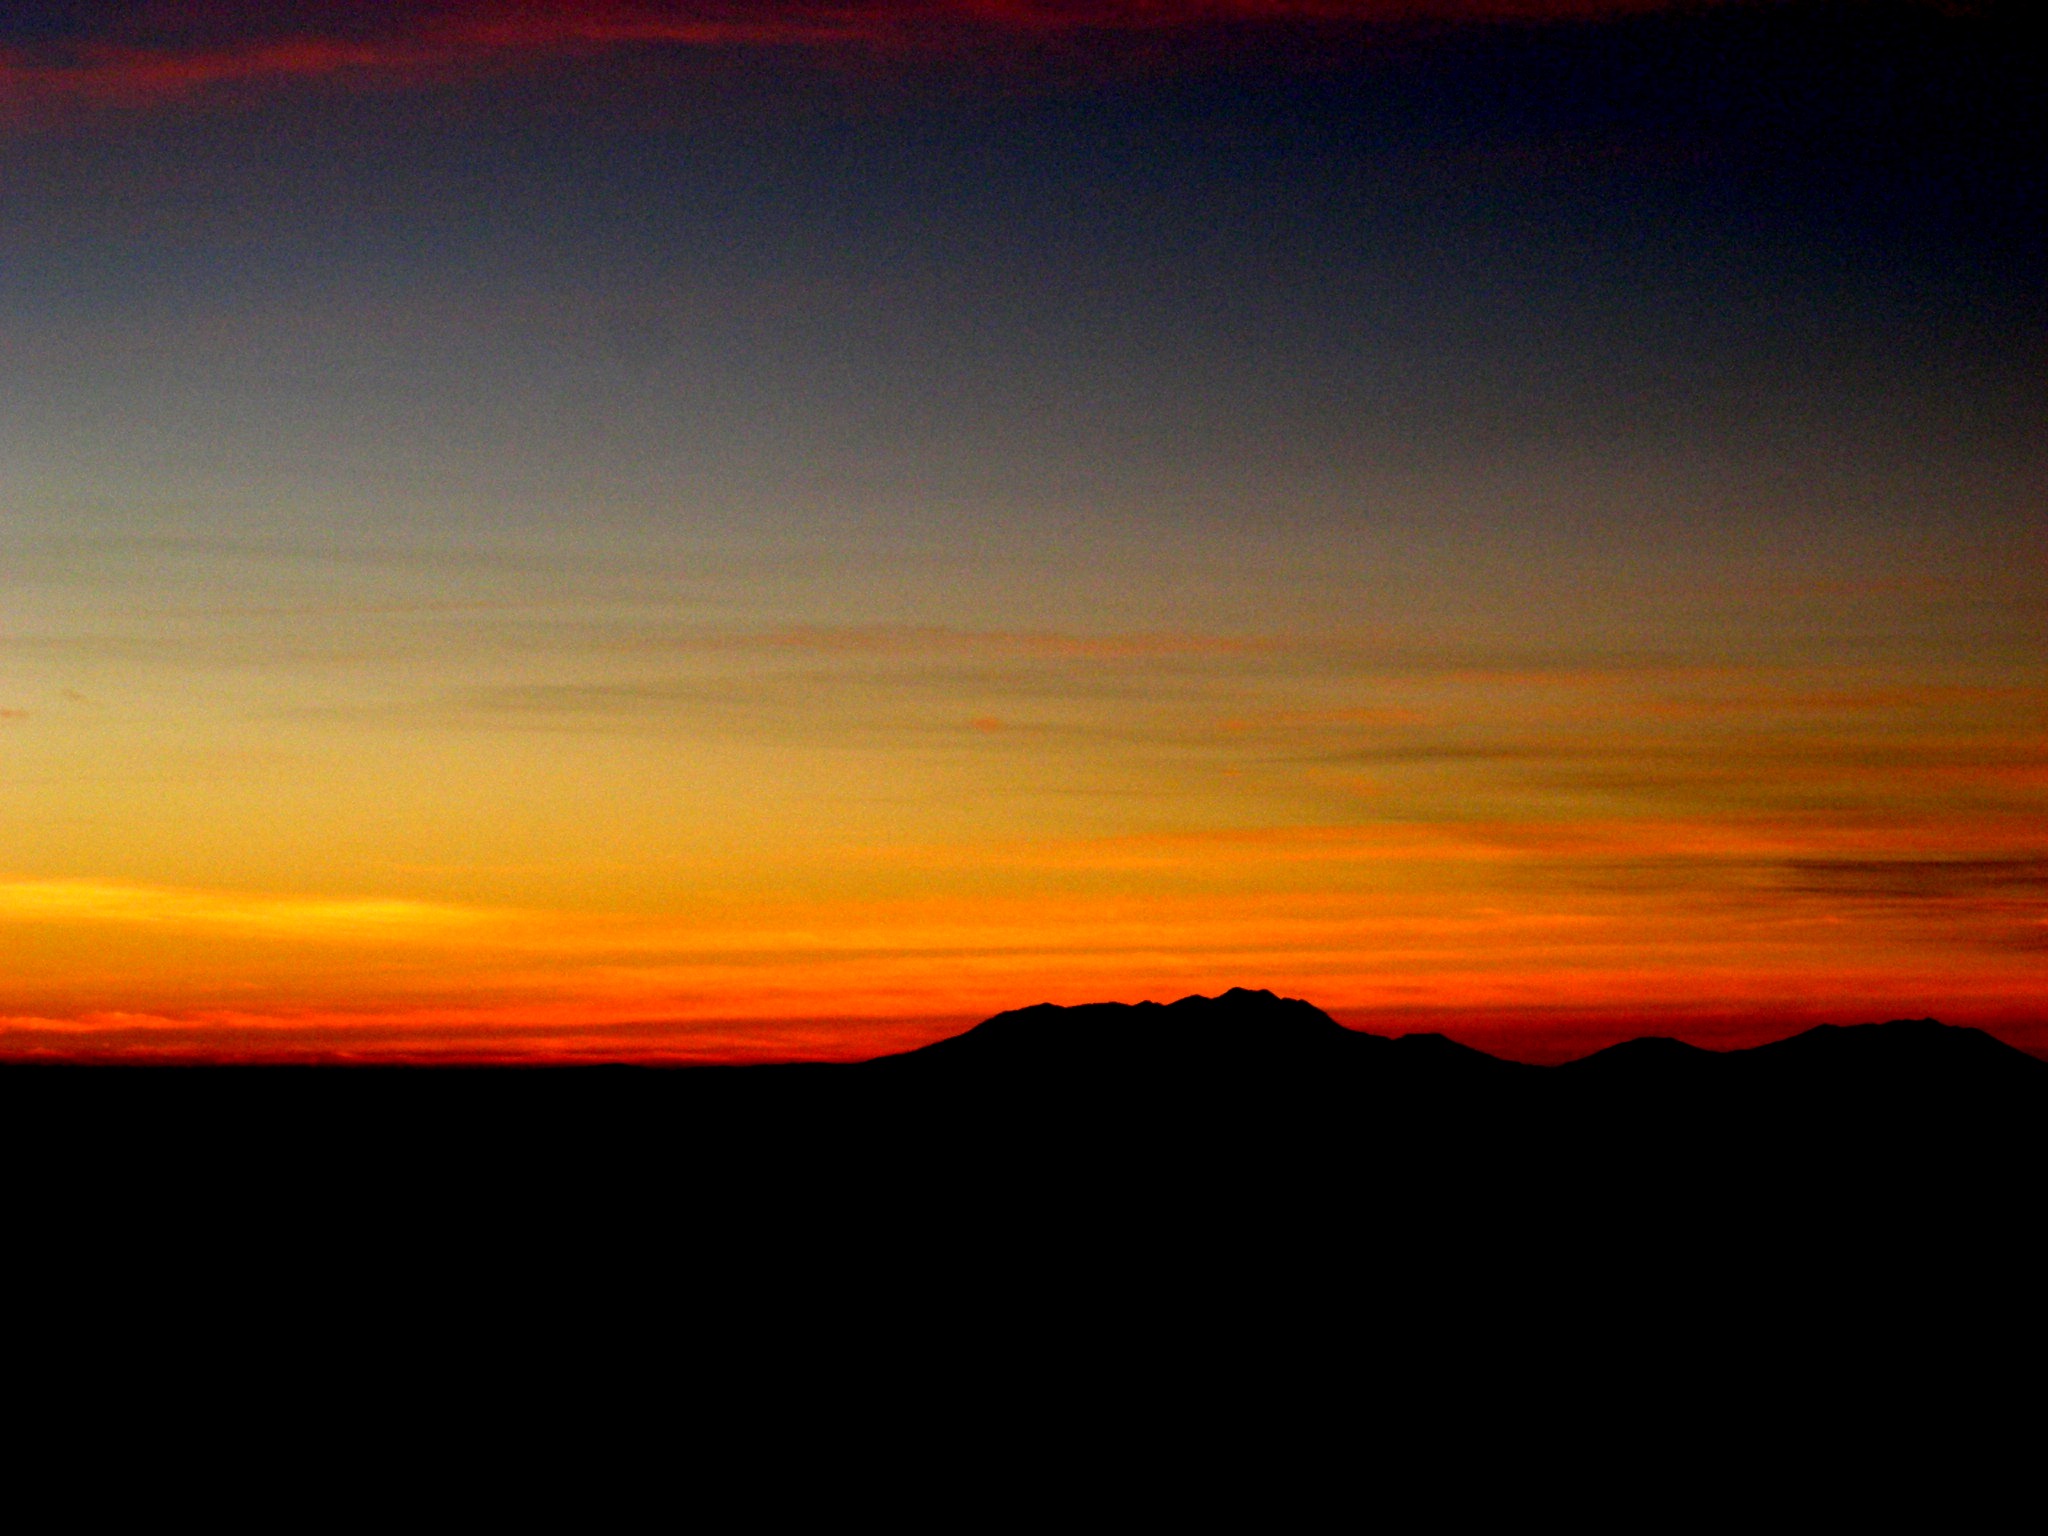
2,1 -> 2039,605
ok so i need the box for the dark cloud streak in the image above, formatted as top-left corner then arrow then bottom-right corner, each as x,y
1784,858 -> 2048,902
0,0 -> 1731,116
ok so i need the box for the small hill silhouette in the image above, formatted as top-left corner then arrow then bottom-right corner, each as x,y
876,987 -> 1350,1068
864,987 -> 1525,1087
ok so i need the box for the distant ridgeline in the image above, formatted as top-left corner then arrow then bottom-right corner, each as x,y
853,988 -> 2048,1162
869,987 -> 2046,1105
7,989 -> 2043,1331
7,989 -> 2041,1187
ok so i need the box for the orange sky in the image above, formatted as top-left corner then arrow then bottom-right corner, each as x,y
5,607 -> 2042,1061
1,0 -> 2040,1062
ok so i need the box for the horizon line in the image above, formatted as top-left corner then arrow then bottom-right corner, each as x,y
3,997 -> 2040,1069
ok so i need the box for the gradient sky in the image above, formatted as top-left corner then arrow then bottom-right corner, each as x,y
1,0 -> 2041,1061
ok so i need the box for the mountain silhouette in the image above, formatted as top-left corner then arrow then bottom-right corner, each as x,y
863,987 -> 1528,1088
3,989 -> 2039,1239
823,993 -> 2048,1245
856,990 -> 2043,1120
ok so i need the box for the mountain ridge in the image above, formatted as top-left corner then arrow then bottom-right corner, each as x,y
865,988 -> 2045,1080
2,987 -> 2038,1247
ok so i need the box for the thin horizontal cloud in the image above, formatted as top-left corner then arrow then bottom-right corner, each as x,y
0,0 -> 1727,116
0,879 -> 494,941
440,622 -> 1273,718
1218,705 -> 1428,731
1630,686 -> 2039,720
454,679 -> 737,718
1782,858 -> 2048,902
753,623 -> 1272,661
587,621 -> 1274,662
975,813 -> 2048,873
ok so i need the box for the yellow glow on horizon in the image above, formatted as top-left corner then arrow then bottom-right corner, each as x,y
0,879 -> 494,939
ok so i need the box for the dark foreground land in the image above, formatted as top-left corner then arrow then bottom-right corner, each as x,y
7,989 -> 2042,1230
7,990 -> 2044,1446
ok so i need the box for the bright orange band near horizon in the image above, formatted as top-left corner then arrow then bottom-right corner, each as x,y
5,604 -> 2043,1064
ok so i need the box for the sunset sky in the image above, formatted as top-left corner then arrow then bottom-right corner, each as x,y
2,0 -> 2040,1061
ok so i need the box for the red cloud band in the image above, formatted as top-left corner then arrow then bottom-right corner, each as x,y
0,0 -> 1700,113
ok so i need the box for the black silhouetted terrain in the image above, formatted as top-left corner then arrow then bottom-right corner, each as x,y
865,987 -> 1532,1089
857,991 -> 2046,1165
6,989 -> 2039,1215
7,988 -> 2042,1399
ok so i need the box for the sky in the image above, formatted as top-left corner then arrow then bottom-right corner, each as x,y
0,0 -> 2041,1061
